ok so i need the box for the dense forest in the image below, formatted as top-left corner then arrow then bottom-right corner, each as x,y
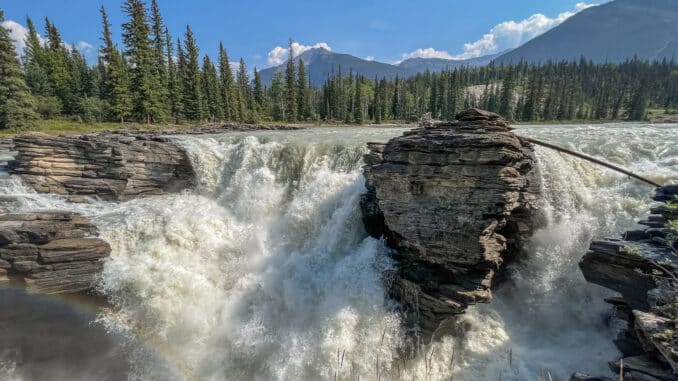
1,1 -> 678,130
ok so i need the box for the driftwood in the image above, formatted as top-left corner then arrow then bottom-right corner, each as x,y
520,136 -> 663,188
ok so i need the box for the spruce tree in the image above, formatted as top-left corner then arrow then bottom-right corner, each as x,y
499,66 -> 515,120
122,0 -> 164,123
0,9 -> 38,129
180,25 -> 203,121
218,42 -> 235,121
150,0 -> 169,115
354,75 -> 363,124
23,17 -> 51,97
285,39 -> 297,122
201,55 -> 223,121
100,6 -> 131,122
236,58 -> 250,122
297,59 -> 308,120
253,68 -> 264,111
165,28 -> 181,122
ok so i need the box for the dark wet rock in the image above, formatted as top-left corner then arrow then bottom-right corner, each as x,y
0,211 -> 110,294
361,109 -> 539,342
8,133 -> 195,201
569,372 -> 615,381
579,185 -> 678,379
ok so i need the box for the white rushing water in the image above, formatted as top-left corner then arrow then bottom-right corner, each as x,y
0,123 -> 676,381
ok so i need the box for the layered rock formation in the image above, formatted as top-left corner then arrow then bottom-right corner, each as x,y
578,184 -> 678,381
361,109 -> 540,341
0,211 -> 110,294
8,133 -> 195,201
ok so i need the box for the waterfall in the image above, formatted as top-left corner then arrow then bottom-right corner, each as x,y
0,123 -> 676,380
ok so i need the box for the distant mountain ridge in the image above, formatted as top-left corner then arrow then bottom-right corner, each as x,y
259,48 -> 501,85
396,51 -> 508,73
494,0 -> 678,64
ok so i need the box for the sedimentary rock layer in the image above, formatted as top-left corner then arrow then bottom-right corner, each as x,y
578,185 -> 678,381
0,211 -> 111,294
361,109 -> 540,341
8,133 -> 195,201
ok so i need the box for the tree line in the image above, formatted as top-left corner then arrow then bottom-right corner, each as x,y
1,1 -> 678,130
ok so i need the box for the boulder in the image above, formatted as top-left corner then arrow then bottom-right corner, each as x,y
0,211 -> 110,294
8,133 -> 195,201
361,109 -> 539,341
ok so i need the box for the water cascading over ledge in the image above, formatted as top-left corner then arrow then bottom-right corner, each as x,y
361,109 -> 541,342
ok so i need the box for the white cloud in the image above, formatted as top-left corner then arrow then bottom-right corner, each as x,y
397,48 -> 455,63
453,2 -> 598,59
365,55 -> 375,61
76,41 -> 95,53
2,19 -> 93,57
397,2 -> 598,62
266,41 -> 331,66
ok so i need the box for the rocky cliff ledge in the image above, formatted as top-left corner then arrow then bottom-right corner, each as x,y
8,133 -> 195,201
577,185 -> 678,381
361,109 -> 540,342
0,211 -> 110,294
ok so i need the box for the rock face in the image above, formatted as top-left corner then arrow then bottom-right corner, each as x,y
579,185 -> 678,380
0,211 -> 111,294
8,133 -> 195,201
361,109 -> 540,341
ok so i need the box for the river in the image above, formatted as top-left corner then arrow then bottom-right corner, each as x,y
1,123 -> 677,380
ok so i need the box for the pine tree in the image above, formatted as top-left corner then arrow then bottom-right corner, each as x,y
499,65 -> 515,120
201,55 -> 223,121
253,68 -> 264,111
218,42 -> 235,121
165,28 -> 181,122
236,58 -> 250,122
122,0 -> 164,123
150,0 -> 169,115
0,9 -> 38,129
297,59 -> 308,120
43,18 -> 72,113
354,75 -> 363,124
180,25 -> 203,121
100,6 -> 131,122
22,17 -> 51,97
285,39 -> 297,122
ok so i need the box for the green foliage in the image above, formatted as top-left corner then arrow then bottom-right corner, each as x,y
285,39 -> 297,123
620,245 -> 644,257
0,9 -> 38,130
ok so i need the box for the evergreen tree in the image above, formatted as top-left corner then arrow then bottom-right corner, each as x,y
165,27 -> 181,122
22,17 -> 51,97
150,0 -> 169,114
122,0 -> 164,123
285,39 -> 297,122
354,75 -> 363,124
0,9 -> 38,129
253,67 -> 264,111
99,6 -> 131,122
201,55 -> 222,121
499,65 -> 515,120
180,25 -> 203,121
218,42 -> 235,121
236,58 -> 250,121
297,59 -> 308,120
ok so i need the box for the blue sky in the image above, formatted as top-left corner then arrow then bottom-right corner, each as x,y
2,0 -> 604,68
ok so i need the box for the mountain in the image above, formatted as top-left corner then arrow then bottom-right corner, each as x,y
396,51 -> 507,73
259,48 -> 415,85
494,0 -> 678,64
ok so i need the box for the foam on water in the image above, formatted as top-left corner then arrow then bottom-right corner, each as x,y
0,124 -> 676,380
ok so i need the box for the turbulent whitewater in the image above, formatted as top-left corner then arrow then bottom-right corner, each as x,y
1,123 -> 677,381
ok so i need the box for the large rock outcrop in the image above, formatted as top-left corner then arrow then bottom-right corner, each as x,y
8,133 -> 195,201
0,211 -> 111,294
361,109 -> 540,341
578,185 -> 678,381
